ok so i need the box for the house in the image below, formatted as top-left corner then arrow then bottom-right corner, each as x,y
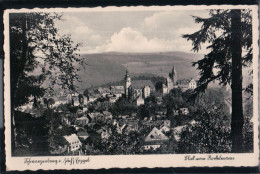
126,119 -> 140,132
180,108 -> 189,115
103,111 -> 113,119
188,79 -> 197,89
109,96 -> 118,103
88,94 -> 99,103
88,112 -> 102,122
97,87 -> 111,97
110,86 -> 124,94
121,115 -> 129,120
131,112 -> 137,118
100,127 -> 111,139
164,120 -> 171,127
77,131 -> 89,140
72,96 -> 80,106
143,127 -> 169,150
145,127 -> 168,141
75,116 -> 90,127
63,134 -> 82,153
177,78 -> 197,91
162,84 -> 168,95
135,96 -> 144,106
160,125 -> 171,133
173,109 -> 179,116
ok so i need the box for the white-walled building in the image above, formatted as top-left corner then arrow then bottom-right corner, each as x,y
143,86 -> 151,98
63,134 -> 82,153
135,96 -> 145,106
188,79 -> 197,89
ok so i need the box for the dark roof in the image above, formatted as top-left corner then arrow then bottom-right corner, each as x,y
77,131 -> 89,137
131,80 -> 155,90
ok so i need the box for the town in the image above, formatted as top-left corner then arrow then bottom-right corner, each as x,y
19,65 -> 231,155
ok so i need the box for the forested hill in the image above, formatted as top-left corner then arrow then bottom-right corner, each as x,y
92,75 -> 166,90
76,51 -> 203,92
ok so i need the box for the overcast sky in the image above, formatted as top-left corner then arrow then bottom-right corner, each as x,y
55,10 -> 209,54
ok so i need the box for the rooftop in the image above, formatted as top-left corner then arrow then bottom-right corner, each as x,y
131,80 -> 155,90
63,134 -> 81,143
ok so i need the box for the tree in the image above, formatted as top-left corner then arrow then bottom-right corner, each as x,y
43,98 -> 49,108
183,9 -> 252,152
10,13 -> 84,154
177,109 -> 231,153
79,94 -> 84,105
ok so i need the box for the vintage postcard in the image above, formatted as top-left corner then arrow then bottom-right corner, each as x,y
3,5 -> 259,171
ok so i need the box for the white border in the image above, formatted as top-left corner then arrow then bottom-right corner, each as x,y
4,5 -> 259,171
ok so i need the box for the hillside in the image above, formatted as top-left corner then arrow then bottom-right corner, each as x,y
76,51 -> 203,91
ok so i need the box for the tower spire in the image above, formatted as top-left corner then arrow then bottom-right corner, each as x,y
125,69 -> 131,98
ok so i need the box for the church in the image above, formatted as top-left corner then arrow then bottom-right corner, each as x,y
124,70 -> 155,101
162,66 -> 178,94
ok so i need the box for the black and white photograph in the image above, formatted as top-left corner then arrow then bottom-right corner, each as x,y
3,5 -> 259,170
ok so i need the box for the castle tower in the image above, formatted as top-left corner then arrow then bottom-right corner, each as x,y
169,65 -> 177,85
125,69 -> 131,98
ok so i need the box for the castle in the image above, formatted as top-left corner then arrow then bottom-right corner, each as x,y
162,65 -> 197,94
161,66 -> 178,94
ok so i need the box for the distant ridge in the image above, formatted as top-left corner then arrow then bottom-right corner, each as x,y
82,51 -> 203,60
74,51 -> 203,92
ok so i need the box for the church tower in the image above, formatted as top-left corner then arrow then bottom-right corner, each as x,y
125,69 -> 131,98
169,65 -> 177,85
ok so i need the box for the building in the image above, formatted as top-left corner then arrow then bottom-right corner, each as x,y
177,79 -> 197,91
173,109 -> 179,116
98,127 -> 111,139
143,86 -> 151,98
143,127 -> 169,150
88,112 -> 102,122
98,87 -> 111,97
110,86 -> 124,94
145,127 -> 168,141
124,70 -> 155,100
75,116 -> 90,127
125,70 -> 131,98
169,65 -> 177,85
63,134 -> 82,153
103,111 -> 113,119
109,96 -> 118,103
188,79 -> 197,89
135,96 -> 145,106
77,131 -> 89,140
163,66 -> 178,94
164,120 -> 171,127
162,84 -> 168,95
126,119 -> 140,132
160,125 -> 171,133
180,108 -> 189,115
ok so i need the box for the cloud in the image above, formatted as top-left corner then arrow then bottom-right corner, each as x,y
56,14 -> 106,53
89,27 -> 200,53
55,11 -> 210,54
74,26 -> 92,34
